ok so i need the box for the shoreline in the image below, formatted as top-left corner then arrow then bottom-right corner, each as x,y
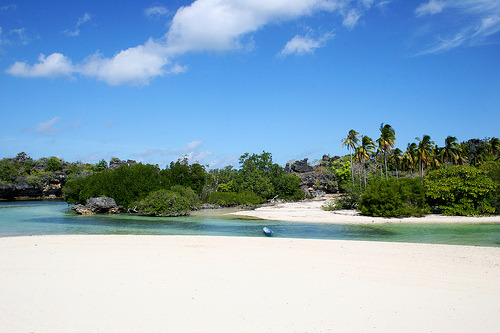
1,235 -> 499,332
229,197 -> 500,225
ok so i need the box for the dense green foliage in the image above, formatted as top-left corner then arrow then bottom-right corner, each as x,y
207,152 -> 304,202
358,178 -> 429,217
170,185 -> 201,210
425,166 -> 495,216
63,163 -> 163,207
481,161 -> 500,213
206,191 -> 265,206
134,189 -> 190,217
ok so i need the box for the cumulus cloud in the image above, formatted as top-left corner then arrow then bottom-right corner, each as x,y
164,0 -> 341,54
80,40 -> 169,85
6,53 -> 74,78
64,12 -> 92,37
415,0 -> 500,54
34,117 -> 61,135
279,31 -> 334,56
7,0 -> 377,85
145,5 -> 169,18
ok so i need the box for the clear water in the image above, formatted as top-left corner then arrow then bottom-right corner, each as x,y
1,201 -> 499,247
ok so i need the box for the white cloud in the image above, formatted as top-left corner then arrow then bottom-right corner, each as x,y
6,53 -> 74,78
415,0 -> 500,54
343,9 -> 362,28
279,31 -> 334,57
415,0 -> 446,16
178,140 -> 203,154
64,13 -> 92,37
79,40 -> 169,85
145,5 -> 169,18
7,0 -> 377,85
77,13 -> 92,26
164,0 -> 344,54
34,117 -> 61,135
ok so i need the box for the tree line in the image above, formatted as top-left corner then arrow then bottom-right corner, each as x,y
333,125 -> 500,216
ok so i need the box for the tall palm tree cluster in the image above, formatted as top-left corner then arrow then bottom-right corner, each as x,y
342,125 -> 500,188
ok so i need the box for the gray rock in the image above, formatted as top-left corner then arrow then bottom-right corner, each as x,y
285,158 -> 314,173
71,197 -> 120,215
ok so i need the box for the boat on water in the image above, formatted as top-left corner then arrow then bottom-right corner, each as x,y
262,227 -> 274,237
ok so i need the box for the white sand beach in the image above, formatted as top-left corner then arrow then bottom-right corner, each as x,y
230,197 -> 500,224
1,235 -> 499,332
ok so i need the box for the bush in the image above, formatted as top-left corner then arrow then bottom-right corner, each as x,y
336,182 -> 364,209
206,191 -> 265,206
425,165 -> 495,216
170,185 -> 201,210
45,157 -> 63,172
481,161 -> 500,214
63,163 -> 162,207
134,190 -> 190,217
274,174 -> 304,200
358,178 -> 429,217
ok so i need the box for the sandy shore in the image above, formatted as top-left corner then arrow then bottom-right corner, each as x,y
1,235 -> 499,332
230,198 -> 500,224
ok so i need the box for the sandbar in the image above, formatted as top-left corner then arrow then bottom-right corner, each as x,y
230,198 -> 500,224
1,235 -> 499,332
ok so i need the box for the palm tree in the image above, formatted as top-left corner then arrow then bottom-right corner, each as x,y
341,129 -> 359,185
389,148 -> 403,178
415,135 -> 434,177
403,142 -> 417,173
489,137 -> 500,159
440,136 -> 460,166
357,135 -> 376,186
376,123 -> 396,180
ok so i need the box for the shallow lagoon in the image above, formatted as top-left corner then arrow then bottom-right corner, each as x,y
1,201 -> 499,247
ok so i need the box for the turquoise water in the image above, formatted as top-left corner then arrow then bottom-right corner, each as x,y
1,201 -> 499,246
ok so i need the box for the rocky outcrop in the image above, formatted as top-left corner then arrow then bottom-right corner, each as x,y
285,158 -> 314,173
0,172 -> 67,200
71,197 -> 121,215
109,159 -> 136,170
285,156 -> 341,197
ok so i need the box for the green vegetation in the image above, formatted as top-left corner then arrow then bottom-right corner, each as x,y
358,178 -> 429,217
134,189 -> 190,217
425,166 -> 495,216
336,126 -> 499,217
60,151 -> 304,215
206,191 -> 265,206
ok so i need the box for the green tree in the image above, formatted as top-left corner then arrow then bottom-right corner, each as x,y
402,142 -> 417,173
358,178 -> 429,217
341,129 -> 359,185
376,123 -> 396,180
415,135 -> 434,177
389,148 -> 403,179
134,189 -> 190,217
440,136 -> 460,166
45,156 -> 63,172
425,165 -> 495,215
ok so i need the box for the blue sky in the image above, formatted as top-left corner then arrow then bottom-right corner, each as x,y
1,0 -> 499,168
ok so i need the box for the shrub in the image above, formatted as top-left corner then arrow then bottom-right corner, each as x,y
425,165 -> 495,216
134,190 -> 190,217
206,191 -> 265,206
45,157 -> 63,172
274,174 -> 304,200
170,185 -> 201,210
336,182 -> 364,209
358,178 -> 429,217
